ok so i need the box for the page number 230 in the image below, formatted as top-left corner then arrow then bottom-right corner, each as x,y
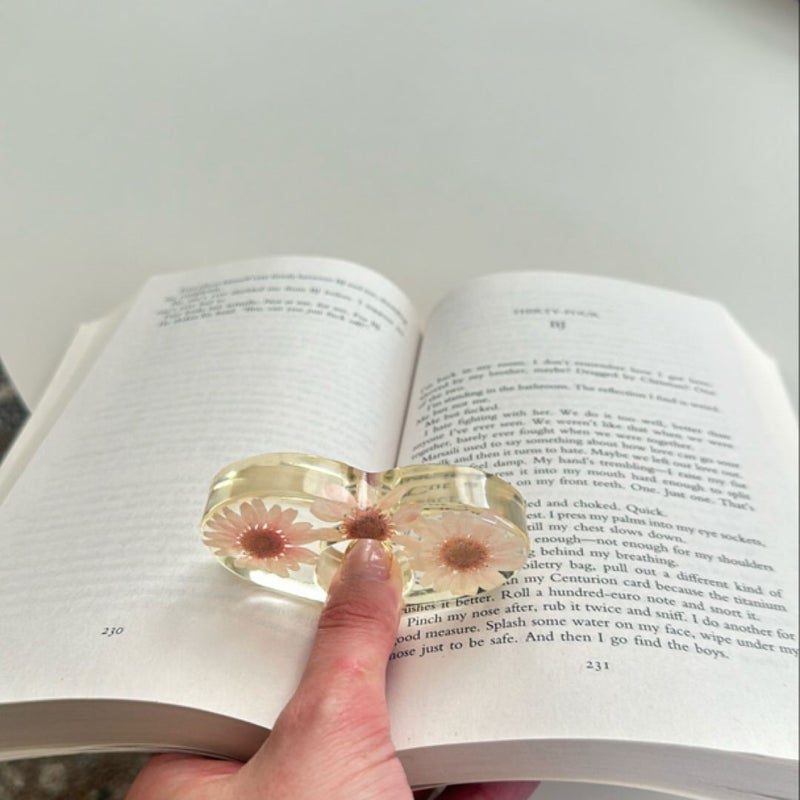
101,626 -> 124,637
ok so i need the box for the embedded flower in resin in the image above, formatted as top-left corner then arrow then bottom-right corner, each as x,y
203,499 -> 320,577
397,510 -> 528,596
309,482 -> 420,542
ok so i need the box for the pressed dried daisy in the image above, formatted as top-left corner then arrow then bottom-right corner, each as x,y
309,481 -> 420,542
397,510 -> 528,595
203,498 -> 320,577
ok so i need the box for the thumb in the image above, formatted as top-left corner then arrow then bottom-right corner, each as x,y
228,539 -> 412,798
243,539 -> 407,797
262,539 -> 404,763
301,538 -> 403,696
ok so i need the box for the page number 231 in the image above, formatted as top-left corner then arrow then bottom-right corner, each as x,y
585,660 -> 609,671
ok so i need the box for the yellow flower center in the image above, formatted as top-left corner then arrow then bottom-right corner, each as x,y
342,508 -> 392,540
440,537 -> 489,571
240,526 -> 285,559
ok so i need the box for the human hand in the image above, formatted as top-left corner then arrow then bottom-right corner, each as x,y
126,538 -> 539,800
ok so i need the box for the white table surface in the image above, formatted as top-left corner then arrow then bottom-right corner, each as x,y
0,2 -> 796,797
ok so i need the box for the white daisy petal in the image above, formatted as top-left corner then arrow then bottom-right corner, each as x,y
240,502 -> 259,527
309,482 -> 421,543
323,484 -> 358,505
203,499 -> 325,576
309,498 -> 352,522
404,510 -> 525,597
377,484 -> 409,511
391,504 -> 421,528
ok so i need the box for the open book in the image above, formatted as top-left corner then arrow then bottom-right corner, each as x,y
0,257 -> 797,800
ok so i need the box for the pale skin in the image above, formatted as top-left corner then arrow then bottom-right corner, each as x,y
126,539 -> 539,800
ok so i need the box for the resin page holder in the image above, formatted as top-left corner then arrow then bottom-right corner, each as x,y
201,453 -> 529,605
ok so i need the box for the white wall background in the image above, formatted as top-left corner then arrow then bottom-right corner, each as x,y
1,1 -> 796,410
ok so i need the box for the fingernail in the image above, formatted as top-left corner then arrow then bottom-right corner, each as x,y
340,539 -> 391,582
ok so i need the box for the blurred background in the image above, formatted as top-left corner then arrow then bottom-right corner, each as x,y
1,0 -> 797,409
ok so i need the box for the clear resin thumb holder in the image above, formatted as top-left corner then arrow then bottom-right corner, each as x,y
201,453 -> 529,605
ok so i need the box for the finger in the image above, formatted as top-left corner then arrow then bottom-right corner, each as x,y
300,537 -> 403,698
249,539 -> 404,769
437,782 -> 540,800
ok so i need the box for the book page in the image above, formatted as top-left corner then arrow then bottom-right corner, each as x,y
0,306 -> 128,503
392,273 -> 797,763
0,257 -> 419,732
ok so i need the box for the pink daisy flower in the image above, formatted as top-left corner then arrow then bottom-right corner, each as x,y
309,481 -> 420,542
397,510 -> 528,596
203,498 -> 320,578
